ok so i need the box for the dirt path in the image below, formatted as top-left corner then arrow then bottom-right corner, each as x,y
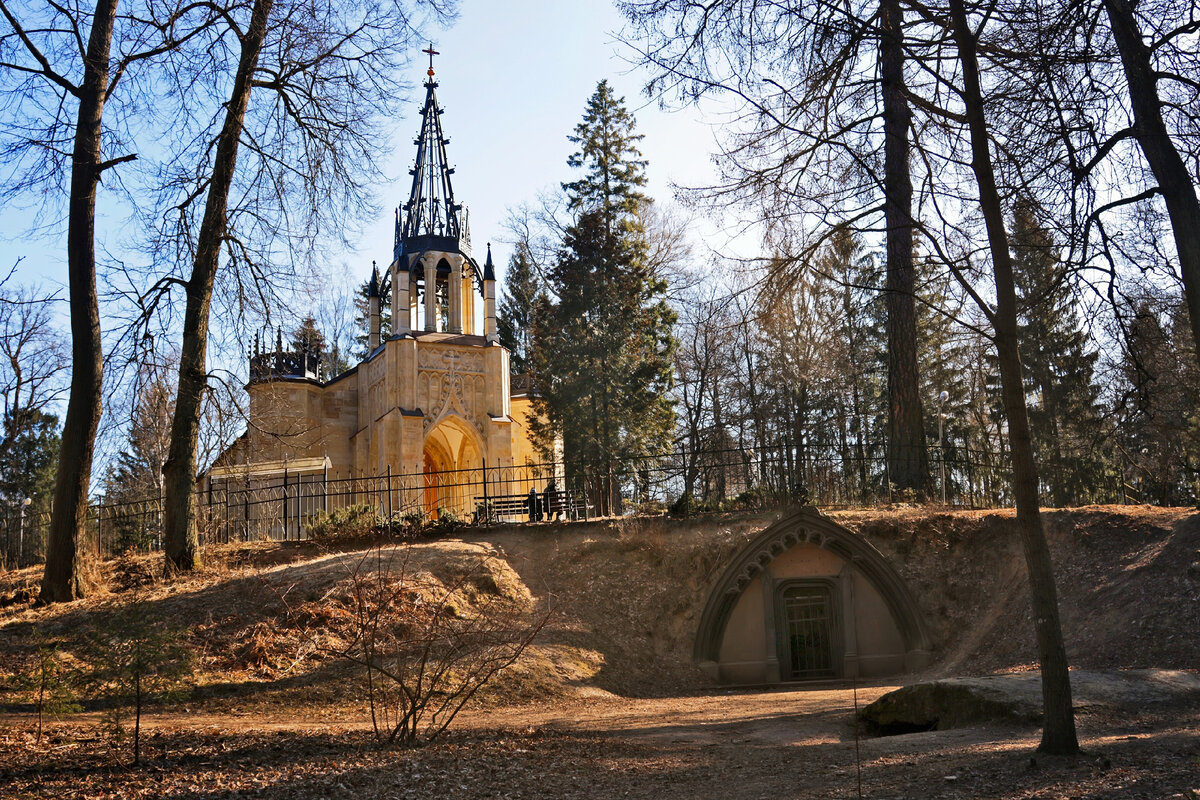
4,685 -> 1197,799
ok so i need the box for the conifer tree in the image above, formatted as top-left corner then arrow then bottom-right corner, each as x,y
1011,202 -> 1103,507
532,81 -> 676,513
497,246 -> 542,375
1119,296 -> 1199,505
353,274 -> 392,360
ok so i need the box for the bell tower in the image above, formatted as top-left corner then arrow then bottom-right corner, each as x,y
215,46 -> 542,522
389,46 -> 497,341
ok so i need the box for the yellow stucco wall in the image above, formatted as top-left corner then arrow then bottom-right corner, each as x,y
236,333 -> 545,517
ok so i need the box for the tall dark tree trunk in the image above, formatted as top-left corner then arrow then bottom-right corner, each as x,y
1101,0 -> 1200,370
880,0 -> 929,495
161,0 -> 273,573
947,0 -> 1079,755
40,0 -> 119,603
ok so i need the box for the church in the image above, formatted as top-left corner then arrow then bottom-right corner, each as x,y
207,56 -> 541,521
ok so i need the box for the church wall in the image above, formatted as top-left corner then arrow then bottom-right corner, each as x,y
509,396 -> 540,466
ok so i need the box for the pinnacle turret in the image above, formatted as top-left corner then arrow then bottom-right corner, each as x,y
396,50 -> 468,261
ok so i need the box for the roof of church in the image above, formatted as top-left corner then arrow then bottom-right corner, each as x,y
395,48 -> 471,263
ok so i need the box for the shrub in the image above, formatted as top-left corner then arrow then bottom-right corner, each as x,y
306,504 -> 380,541
297,544 -> 549,746
429,508 -> 468,536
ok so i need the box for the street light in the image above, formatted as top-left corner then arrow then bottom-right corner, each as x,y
17,496 -> 31,568
937,391 -> 949,505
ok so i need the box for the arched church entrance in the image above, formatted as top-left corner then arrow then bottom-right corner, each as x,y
421,415 -> 484,518
694,507 -> 932,684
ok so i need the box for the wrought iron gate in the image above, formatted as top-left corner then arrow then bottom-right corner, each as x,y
780,583 -> 836,679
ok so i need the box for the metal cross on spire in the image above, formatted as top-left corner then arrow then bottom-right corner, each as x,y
423,43 -> 439,79
396,49 -> 468,259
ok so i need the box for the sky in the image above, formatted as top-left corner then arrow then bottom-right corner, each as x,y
351,0 -> 730,285
0,0 -> 734,298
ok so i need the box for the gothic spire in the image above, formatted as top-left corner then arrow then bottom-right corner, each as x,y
397,46 -> 469,259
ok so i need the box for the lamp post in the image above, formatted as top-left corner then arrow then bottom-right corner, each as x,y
17,496 -> 30,568
937,391 -> 949,505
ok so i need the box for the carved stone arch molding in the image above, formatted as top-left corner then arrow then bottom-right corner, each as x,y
693,506 -> 931,680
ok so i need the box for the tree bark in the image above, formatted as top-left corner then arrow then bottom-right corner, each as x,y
947,0 -> 1078,755
880,0 -> 929,495
40,0 -> 119,603
1101,0 -> 1200,370
161,0 -> 273,573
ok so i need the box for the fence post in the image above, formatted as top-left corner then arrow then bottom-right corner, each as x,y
386,464 -> 393,520
582,464 -> 589,522
323,463 -> 329,515
283,467 -> 290,542
481,460 -> 491,526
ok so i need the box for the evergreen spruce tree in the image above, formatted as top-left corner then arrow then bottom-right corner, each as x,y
1119,296 -> 1198,505
820,229 -> 887,501
532,81 -> 676,514
497,246 -> 542,375
353,273 -> 392,361
290,316 -> 328,357
0,409 -> 60,519
1010,203 -> 1103,507
914,252 -> 979,503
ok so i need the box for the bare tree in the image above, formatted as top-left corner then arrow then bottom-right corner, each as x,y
620,0 -> 931,493
157,0 -> 457,573
0,278 -> 69,565
1,0 -> 212,601
160,0 -> 274,574
904,0 -> 1081,754
0,279 -> 69,448
3,0 -> 127,601
1095,1 -> 1200,367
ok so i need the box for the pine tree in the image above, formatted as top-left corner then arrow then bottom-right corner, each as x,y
1011,203 -> 1103,507
353,273 -> 392,361
532,81 -> 676,514
0,409 -> 60,520
497,246 -> 542,375
102,372 -> 175,550
1119,296 -> 1199,505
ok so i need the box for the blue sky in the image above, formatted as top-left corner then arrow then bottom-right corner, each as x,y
353,0 -> 727,284
1,0 -> 729,297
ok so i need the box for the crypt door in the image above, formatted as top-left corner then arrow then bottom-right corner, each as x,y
777,582 -> 838,680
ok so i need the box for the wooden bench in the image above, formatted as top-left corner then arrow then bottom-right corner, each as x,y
475,494 -> 530,522
474,491 -> 591,523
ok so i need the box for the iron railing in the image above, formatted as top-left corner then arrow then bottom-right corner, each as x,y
0,442 -> 1163,569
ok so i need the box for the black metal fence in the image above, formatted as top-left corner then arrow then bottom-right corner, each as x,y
0,443 -> 1154,569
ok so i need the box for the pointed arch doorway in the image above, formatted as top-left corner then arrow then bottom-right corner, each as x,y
421,415 -> 484,518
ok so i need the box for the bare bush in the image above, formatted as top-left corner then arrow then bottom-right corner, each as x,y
295,544 -> 549,746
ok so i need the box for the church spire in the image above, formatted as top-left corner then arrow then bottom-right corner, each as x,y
397,45 -> 469,259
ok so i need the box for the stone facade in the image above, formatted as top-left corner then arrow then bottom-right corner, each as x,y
207,65 -> 542,518
694,508 -> 932,683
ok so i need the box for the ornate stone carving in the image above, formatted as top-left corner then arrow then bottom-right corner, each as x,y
417,347 -> 486,374
418,346 -> 488,436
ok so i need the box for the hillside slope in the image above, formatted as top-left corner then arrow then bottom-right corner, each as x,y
1,506 -> 1196,707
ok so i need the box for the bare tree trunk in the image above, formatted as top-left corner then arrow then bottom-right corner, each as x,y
880,0 -> 929,495
1101,0 -> 1200,369
947,0 -> 1078,755
40,0 -> 119,603
161,0 -> 274,573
